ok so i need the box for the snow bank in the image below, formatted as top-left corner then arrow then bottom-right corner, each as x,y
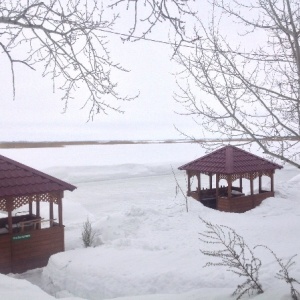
0,273 -> 64,300
1,144 -> 300,300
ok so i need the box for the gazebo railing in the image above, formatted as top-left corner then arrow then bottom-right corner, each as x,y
217,191 -> 274,213
188,186 -> 240,201
0,214 -> 58,235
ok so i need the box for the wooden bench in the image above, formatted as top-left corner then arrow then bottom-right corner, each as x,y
18,218 -> 56,232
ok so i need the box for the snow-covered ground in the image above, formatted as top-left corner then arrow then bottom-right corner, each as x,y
1,143 -> 300,300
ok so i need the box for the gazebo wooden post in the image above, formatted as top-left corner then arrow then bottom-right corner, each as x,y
216,174 -> 219,197
209,174 -> 213,190
271,171 -> 274,193
29,197 -> 33,215
58,191 -> 64,226
36,195 -> 40,217
250,173 -> 254,195
227,175 -> 232,211
250,173 -> 255,208
187,171 -> 191,194
36,195 -> 41,229
259,173 -> 262,193
49,196 -> 54,227
216,174 -> 220,209
197,173 -> 201,200
239,176 -> 243,192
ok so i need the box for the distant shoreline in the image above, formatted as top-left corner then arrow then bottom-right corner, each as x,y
0,139 -> 198,149
0,137 -> 294,149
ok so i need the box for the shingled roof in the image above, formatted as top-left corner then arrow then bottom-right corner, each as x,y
178,145 -> 283,174
0,154 -> 76,198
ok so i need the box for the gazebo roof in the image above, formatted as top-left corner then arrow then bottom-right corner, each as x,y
0,154 -> 76,197
178,145 -> 283,174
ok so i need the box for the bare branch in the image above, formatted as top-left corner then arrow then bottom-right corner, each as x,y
0,0 -> 193,117
174,0 -> 300,167
108,0 -> 197,46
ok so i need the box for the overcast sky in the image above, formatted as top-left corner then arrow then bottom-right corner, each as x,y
0,1 -> 208,142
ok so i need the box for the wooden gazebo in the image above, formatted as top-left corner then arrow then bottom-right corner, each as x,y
0,154 -> 76,274
178,145 -> 282,213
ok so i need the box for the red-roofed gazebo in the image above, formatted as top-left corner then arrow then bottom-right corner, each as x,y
178,145 -> 282,213
0,154 -> 76,274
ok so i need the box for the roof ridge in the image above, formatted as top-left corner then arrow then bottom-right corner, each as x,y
225,146 -> 234,173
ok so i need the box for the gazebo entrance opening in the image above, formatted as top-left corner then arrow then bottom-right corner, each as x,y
179,146 -> 282,213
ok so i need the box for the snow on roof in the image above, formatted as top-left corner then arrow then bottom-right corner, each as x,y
0,154 -> 76,197
178,145 -> 283,174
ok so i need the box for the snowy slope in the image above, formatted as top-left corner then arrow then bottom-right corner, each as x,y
1,143 -> 300,300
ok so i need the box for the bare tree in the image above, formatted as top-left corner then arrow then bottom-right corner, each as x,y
174,0 -> 300,167
0,0 -> 194,118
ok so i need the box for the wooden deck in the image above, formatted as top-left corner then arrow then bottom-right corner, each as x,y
0,215 -> 64,274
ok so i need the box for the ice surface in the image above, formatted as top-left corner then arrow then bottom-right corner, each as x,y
1,143 -> 300,300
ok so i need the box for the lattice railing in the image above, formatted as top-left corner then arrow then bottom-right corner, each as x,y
13,195 -> 31,210
0,198 -> 6,211
219,171 -> 272,181
0,192 -> 60,212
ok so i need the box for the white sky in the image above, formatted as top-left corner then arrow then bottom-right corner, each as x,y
0,0 -> 255,142
0,2 -> 204,142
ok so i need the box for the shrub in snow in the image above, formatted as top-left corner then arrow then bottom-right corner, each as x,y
256,245 -> 300,300
199,218 -> 264,300
81,217 -> 96,248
